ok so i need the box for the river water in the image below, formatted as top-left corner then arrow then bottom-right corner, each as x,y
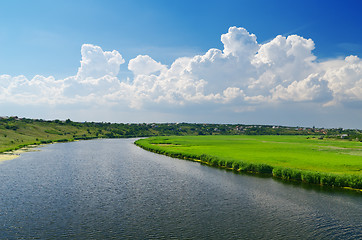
0,138 -> 361,239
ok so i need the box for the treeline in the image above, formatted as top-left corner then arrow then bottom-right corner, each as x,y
1,117 -> 361,138
1,116 -> 361,152
134,139 -> 362,190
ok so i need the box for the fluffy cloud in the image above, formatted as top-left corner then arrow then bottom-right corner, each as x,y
0,74 -> 64,104
221,26 -> 259,58
1,27 -> 361,121
271,73 -> 332,102
322,55 -> 362,105
77,44 -> 125,81
128,55 -> 167,75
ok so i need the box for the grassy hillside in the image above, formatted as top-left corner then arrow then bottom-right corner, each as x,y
0,118 -> 96,152
135,135 -> 362,189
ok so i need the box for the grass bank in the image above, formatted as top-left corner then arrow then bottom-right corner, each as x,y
0,145 -> 42,163
135,135 -> 362,191
0,119 -> 101,154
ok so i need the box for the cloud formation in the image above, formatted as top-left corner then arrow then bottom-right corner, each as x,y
77,44 -> 125,80
0,27 -> 361,121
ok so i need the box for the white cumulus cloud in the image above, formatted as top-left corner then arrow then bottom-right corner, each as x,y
128,55 -> 167,76
322,55 -> 362,106
77,44 -> 125,81
0,27 -> 361,126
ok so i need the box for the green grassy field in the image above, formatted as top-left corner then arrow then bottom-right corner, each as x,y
135,135 -> 362,189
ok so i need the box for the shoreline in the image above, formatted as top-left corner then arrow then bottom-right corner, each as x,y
0,145 -> 44,163
0,138 -> 116,163
0,154 -> 19,162
0,137 -> 123,164
0,138 -> 94,163
134,139 -> 362,193
2,137 -> 360,192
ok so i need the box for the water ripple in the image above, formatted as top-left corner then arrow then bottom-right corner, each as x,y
0,139 -> 361,239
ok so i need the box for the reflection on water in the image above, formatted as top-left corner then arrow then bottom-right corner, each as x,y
0,139 -> 361,239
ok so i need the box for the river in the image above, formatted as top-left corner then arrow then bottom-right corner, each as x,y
0,138 -> 361,239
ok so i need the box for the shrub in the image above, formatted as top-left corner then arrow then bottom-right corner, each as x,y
320,174 -> 336,186
301,171 -> 320,184
225,161 -> 233,169
257,164 -> 273,174
232,162 -> 240,171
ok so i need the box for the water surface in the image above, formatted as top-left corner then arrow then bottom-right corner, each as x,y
0,139 -> 361,239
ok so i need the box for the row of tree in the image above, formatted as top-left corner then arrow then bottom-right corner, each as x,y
1,117 -> 361,140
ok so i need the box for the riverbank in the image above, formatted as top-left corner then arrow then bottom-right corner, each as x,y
135,136 -> 362,191
0,145 -> 42,163
0,153 -> 19,162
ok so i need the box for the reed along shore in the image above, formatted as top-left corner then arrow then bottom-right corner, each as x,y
135,135 -> 362,191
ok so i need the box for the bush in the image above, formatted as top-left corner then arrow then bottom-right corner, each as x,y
273,168 -> 302,181
232,162 -> 240,171
301,171 -> 320,184
225,161 -> 233,169
320,174 -> 336,186
54,139 -> 69,143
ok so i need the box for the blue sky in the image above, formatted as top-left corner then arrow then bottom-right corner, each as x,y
0,0 -> 362,128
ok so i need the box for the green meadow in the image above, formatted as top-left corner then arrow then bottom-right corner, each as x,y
135,135 -> 362,189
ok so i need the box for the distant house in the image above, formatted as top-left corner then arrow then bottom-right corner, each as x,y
340,134 -> 349,139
